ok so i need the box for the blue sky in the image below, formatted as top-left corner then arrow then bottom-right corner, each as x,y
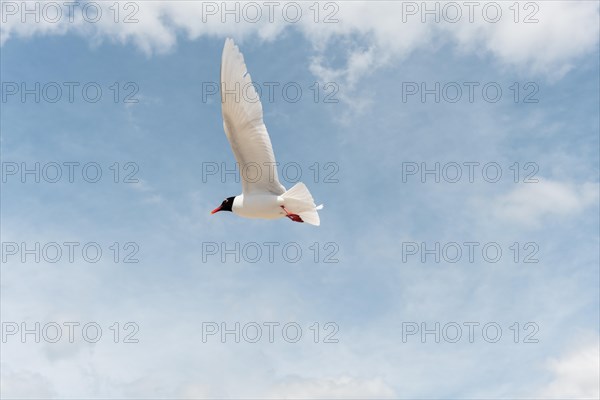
1,1 -> 599,398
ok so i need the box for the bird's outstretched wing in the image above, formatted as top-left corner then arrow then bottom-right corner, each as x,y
220,38 -> 286,196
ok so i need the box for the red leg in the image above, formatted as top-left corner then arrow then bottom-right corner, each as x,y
281,206 -> 303,223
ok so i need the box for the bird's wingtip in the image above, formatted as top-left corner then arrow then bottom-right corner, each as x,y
224,38 -> 240,54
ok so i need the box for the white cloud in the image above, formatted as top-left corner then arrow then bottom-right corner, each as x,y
491,179 -> 599,227
266,376 -> 396,399
442,1 -> 600,80
538,340 -> 600,399
0,367 -> 57,399
179,383 -> 216,399
1,1 -> 597,85
305,1 -> 599,110
2,1 -> 597,113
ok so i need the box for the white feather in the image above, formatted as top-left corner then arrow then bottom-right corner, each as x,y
220,38 -> 286,196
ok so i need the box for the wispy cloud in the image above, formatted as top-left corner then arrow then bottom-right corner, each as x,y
490,179 -> 599,228
537,337 -> 600,399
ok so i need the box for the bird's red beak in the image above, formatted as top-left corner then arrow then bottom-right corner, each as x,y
210,206 -> 222,215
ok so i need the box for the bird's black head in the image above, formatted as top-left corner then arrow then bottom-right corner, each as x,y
211,196 -> 235,214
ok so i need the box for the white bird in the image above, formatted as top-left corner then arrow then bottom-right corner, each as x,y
210,38 -> 323,226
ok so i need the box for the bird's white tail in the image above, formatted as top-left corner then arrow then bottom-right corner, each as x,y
281,182 -> 323,226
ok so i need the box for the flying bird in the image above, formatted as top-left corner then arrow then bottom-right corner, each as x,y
210,38 -> 323,226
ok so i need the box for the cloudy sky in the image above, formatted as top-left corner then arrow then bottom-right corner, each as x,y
1,1 -> 599,398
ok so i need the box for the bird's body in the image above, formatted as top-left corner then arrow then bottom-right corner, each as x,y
231,194 -> 285,220
211,38 -> 323,226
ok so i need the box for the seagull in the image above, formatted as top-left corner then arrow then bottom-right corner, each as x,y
210,38 -> 323,226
